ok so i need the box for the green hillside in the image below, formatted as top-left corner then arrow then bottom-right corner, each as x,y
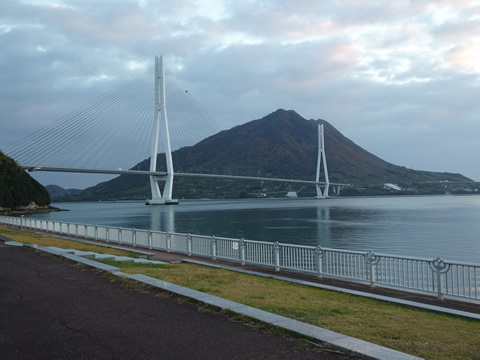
55,109 -> 472,201
0,151 -> 51,212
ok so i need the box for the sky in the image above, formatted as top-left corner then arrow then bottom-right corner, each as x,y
1,0 -> 479,189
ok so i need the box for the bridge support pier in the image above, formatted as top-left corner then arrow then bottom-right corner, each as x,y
146,175 -> 177,205
146,55 -> 178,205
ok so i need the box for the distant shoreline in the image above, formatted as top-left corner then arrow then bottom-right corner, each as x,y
48,192 -> 480,204
0,205 -> 67,216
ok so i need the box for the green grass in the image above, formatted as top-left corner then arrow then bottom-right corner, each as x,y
100,260 -> 480,360
0,227 -> 141,258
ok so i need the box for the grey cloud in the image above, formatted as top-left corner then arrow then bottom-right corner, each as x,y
1,0 -> 479,188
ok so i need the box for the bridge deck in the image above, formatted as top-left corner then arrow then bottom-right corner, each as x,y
22,165 -> 346,186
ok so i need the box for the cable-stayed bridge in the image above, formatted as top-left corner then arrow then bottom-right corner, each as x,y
4,55 -> 341,204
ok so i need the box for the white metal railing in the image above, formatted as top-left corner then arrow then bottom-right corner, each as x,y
2,215 -> 480,302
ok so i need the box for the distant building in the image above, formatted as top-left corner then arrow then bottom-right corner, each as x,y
383,183 -> 402,191
286,191 -> 298,198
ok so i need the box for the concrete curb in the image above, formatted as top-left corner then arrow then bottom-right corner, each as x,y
17,241 -> 421,360
27,244 -> 123,272
122,273 -> 421,360
184,259 -> 480,321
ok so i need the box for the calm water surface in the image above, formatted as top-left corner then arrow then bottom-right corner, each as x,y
28,195 -> 480,263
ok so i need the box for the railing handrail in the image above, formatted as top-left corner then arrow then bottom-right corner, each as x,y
2,215 -> 480,303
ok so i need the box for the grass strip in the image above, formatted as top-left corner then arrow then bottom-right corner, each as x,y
101,260 -> 480,360
0,227 -> 141,258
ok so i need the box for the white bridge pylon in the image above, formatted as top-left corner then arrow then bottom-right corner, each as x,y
146,55 -> 178,205
315,124 -> 330,199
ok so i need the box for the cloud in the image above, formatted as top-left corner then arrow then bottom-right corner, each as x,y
1,0 -> 480,188
443,44 -> 480,73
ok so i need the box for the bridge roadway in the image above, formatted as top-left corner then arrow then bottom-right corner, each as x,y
22,165 -> 346,186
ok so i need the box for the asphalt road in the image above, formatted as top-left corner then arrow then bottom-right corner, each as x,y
0,243 -> 355,359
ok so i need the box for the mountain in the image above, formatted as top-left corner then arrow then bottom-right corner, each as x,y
46,185 -> 82,202
66,109 -> 471,201
0,151 -> 51,213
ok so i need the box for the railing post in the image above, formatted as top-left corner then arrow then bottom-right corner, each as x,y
119,228 -> 123,244
274,241 -> 280,271
132,229 -> 136,246
106,226 -> 110,242
20,215 -> 24,229
239,238 -> 246,265
94,225 -> 98,240
166,232 -> 171,252
148,230 -> 152,249
315,246 -> 324,278
437,270 -> 443,300
430,257 -> 450,300
211,236 -> 217,260
84,224 -> 88,238
365,251 -> 380,288
187,234 -> 192,256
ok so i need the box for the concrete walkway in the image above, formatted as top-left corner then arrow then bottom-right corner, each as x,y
1,242 -> 352,360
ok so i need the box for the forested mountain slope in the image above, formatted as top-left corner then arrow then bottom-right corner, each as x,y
0,151 -> 51,212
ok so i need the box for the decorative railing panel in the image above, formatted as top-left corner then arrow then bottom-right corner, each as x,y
151,231 -> 167,249
323,249 -> 368,281
215,237 -> 242,262
245,241 -> 275,266
168,233 -> 186,253
106,227 -> 120,243
280,244 -> 317,273
189,234 -> 212,256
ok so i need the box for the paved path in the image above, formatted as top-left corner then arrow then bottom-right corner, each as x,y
0,243 -> 354,360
